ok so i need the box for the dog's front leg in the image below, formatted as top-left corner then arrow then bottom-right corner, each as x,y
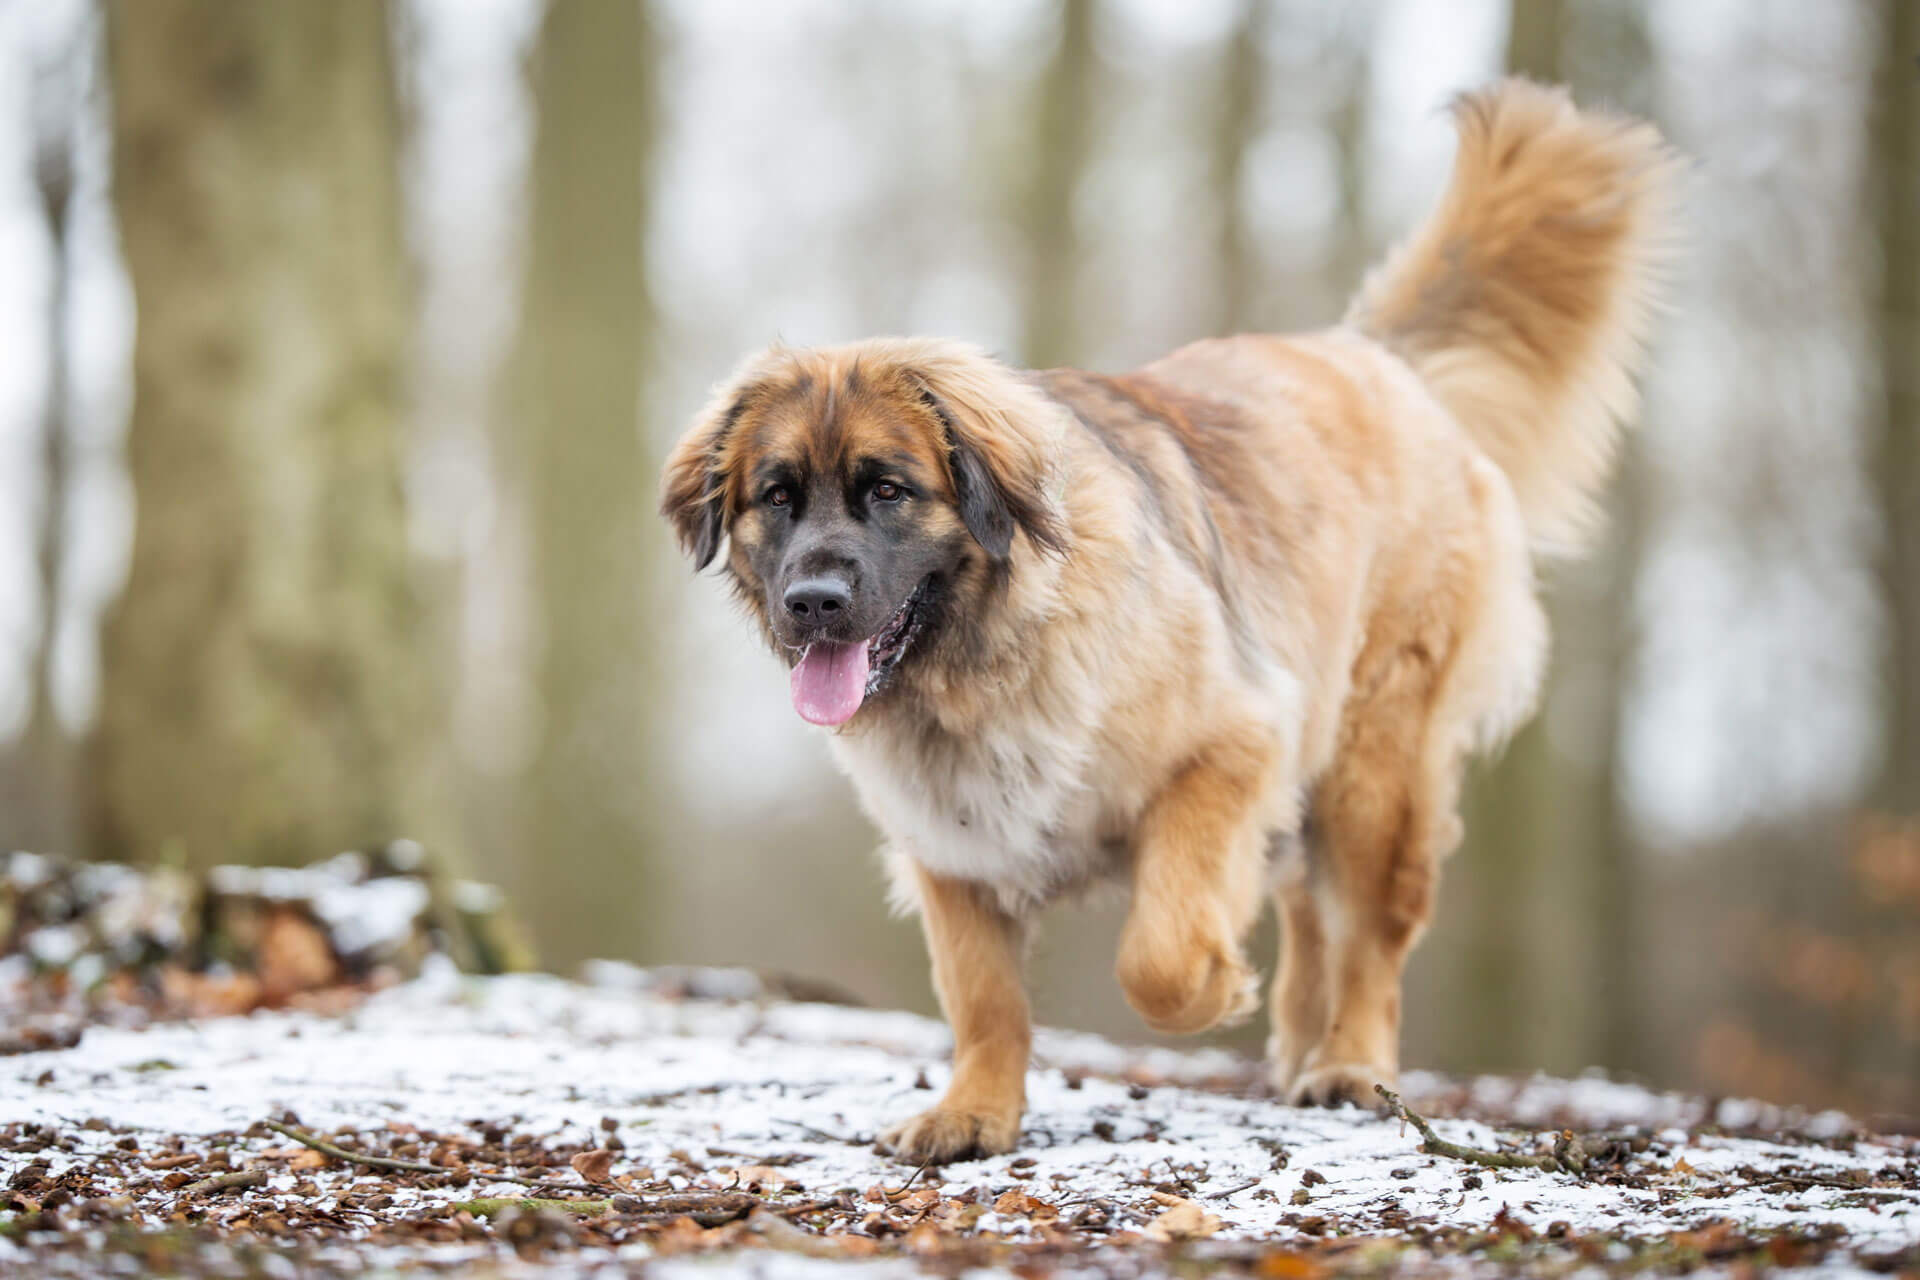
878,862 -> 1029,1163
1116,731 -> 1277,1035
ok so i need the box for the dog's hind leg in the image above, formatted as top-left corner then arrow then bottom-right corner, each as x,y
878,862 -> 1030,1163
1287,640 -> 1468,1107
1268,826 -> 1329,1093
1287,462 -> 1543,1106
1116,725 -> 1280,1036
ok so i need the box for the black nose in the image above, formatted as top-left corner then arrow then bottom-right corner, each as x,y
784,576 -> 852,622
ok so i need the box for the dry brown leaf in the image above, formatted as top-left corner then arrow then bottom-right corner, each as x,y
932,1198 -> 986,1230
648,1216 -> 715,1255
1145,1196 -> 1221,1242
1256,1250 -> 1329,1279
143,1154 -> 202,1171
259,908 -> 339,1000
569,1149 -> 616,1183
992,1189 -> 1057,1219
289,1148 -> 329,1170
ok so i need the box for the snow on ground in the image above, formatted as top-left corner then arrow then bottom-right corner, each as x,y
0,962 -> 1915,1276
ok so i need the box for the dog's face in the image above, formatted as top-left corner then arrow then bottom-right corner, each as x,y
661,344 -> 1065,726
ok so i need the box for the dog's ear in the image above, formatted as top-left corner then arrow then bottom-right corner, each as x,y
908,371 -> 1068,562
660,386 -> 750,571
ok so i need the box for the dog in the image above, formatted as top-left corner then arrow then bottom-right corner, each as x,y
661,79 -> 1674,1164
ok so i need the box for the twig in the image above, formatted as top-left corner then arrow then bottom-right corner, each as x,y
755,1196 -> 840,1219
703,1148 -> 810,1166
263,1121 -> 441,1175
772,1118 -> 860,1145
1738,1168 -> 1918,1199
1206,1177 -> 1262,1200
1051,1194 -> 1110,1210
260,1120 -> 567,1191
145,1153 -> 202,1171
456,1193 -> 839,1228
882,1155 -> 934,1203
181,1168 -> 268,1196
1374,1085 -> 1566,1174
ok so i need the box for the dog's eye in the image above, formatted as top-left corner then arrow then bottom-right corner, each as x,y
871,481 -> 903,503
765,485 -> 791,508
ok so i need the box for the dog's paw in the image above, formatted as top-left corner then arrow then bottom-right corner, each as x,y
1117,927 -> 1258,1036
1288,1061 -> 1392,1109
876,1107 -> 1020,1165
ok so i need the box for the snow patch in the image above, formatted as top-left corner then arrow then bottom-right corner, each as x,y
0,970 -> 1911,1259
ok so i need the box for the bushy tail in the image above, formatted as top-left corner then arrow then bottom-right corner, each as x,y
1346,78 -> 1677,555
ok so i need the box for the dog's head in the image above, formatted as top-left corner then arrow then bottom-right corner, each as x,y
661,339 -> 1067,727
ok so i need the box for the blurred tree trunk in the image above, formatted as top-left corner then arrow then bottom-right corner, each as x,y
511,0 -> 658,972
1442,0 -> 1570,1072
1322,15 -> 1371,313
1528,0 -> 1653,1077
1504,0 -> 1563,83
18,60 -> 78,855
1210,0 -> 1264,334
1560,0 -> 1655,1080
1564,430 -> 1647,1074
1452,0 -> 1652,1079
95,0 -> 425,868
1872,0 -> 1919,1096
1875,0 -> 1919,814
1021,0 -> 1096,369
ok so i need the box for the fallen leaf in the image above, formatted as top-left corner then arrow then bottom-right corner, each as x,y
570,1149 -> 615,1183
1145,1196 -> 1221,1242
932,1198 -> 986,1230
993,1189 -> 1057,1219
259,908 -> 339,1001
648,1216 -> 716,1255
1256,1250 -> 1329,1279
894,1187 -> 940,1212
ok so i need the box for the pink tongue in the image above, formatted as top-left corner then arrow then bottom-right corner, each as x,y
790,641 -> 871,726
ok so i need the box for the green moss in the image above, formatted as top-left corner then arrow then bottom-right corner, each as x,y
452,1197 -> 610,1218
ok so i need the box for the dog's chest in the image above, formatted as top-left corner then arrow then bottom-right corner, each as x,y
831,713 -> 1127,906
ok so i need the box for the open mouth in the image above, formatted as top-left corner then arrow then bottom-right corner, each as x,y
864,575 -> 933,691
788,576 -> 934,727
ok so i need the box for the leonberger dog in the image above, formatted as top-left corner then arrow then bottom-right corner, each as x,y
662,79 -> 1674,1163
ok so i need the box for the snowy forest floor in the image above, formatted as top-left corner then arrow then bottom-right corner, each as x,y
1,960 -> 1917,1279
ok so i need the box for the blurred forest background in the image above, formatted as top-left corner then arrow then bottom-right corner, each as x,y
0,0 -> 1915,1122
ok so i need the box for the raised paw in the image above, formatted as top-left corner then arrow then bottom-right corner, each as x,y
1288,1061 -> 1392,1108
1117,921 -> 1259,1036
876,1106 -> 1020,1165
